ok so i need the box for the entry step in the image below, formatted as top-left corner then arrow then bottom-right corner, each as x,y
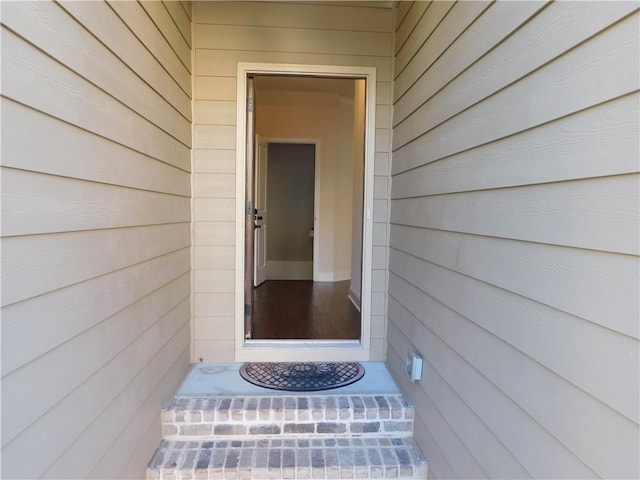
161,394 -> 414,440
147,437 -> 428,479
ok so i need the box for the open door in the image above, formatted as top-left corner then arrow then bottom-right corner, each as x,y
254,136 -> 268,286
243,76 -> 255,339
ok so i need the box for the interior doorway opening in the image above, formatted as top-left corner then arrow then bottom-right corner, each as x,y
235,63 -> 377,361
255,142 -> 316,286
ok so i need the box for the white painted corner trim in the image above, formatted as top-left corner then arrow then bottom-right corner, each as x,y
234,62 -> 377,362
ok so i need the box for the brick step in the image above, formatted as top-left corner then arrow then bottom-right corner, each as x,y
146,437 -> 428,479
161,394 -> 414,441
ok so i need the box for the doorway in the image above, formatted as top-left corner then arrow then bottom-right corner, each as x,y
252,141 -> 361,340
235,63 -> 377,362
255,142 -> 316,285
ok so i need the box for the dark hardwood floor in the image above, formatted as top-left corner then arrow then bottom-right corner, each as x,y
251,280 -> 361,340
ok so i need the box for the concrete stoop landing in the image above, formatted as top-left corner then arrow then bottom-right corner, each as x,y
146,364 -> 427,479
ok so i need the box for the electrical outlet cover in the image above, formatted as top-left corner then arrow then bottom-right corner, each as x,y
406,352 -> 423,382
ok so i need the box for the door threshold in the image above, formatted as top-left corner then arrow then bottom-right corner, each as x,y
237,339 -> 369,362
245,339 -> 361,348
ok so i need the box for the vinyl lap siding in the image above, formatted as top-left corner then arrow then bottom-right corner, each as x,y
1,1 -> 192,478
192,1 -> 394,361
388,2 -> 639,479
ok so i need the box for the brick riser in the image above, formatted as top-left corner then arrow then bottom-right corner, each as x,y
162,395 -> 414,440
149,437 -> 426,479
147,394 -> 427,479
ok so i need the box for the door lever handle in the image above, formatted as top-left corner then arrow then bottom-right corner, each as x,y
254,224 -> 262,229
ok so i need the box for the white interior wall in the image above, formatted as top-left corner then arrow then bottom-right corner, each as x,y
388,2 -> 639,478
0,1 -> 193,478
334,95 -> 356,280
256,89 -> 355,282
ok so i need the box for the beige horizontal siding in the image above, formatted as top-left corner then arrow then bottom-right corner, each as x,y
393,1 -> 544,106
2,29 -> 189,166
2,291 -> 190,459
389,1 -> 639,479
180,0 -> 192,20
195,1 -> 392,32
192,0 -> 394,362
390,225 -> 638,338
394,1 -> 430,55
1,223 -> 189,308
195,149 -> 236,174
391,175 -> 638,255
196,24 -> 391,57
88,346 -> 191,479
59,0 -> 191,121
1,168 -> 190,237
196,48 -> 393,80
2,249 -> 190,378
389,246 -> 637,423
394,15 -> 639,173
194,100 -> 237,125
163,0 -> 192,48
2,99 -> 190,196
0,1 -> 191,478
108,0 -> 191,85
394,1 -> 454,74
139,1 -> 192,70
391,94 -> 639,195
3,1 -> 191,145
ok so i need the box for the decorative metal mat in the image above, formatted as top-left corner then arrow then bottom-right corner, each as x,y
239,362 -> 365,391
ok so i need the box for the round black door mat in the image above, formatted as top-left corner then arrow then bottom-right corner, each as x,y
239,362 -> 365,391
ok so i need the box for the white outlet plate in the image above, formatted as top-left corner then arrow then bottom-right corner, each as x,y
406,352 -> 423,382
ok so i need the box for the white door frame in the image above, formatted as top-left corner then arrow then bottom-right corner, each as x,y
235,62 -> 377,362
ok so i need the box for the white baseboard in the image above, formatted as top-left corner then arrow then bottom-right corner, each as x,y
347,289 -> 361,312
347,287 -> 361,310
267,261 -> 313,280
316,270 -> 351,282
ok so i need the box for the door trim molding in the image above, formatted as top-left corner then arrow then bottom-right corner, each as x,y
234,63 -> 377,362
